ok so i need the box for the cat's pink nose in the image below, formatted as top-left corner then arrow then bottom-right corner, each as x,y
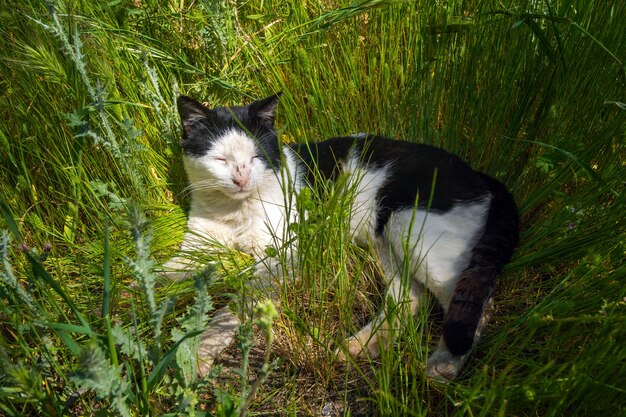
233,177 -> 248,188
233,163 -> 250,188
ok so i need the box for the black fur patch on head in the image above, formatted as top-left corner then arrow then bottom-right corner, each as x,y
177,94 -> 283,169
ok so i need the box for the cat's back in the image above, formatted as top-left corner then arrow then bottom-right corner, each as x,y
293,134 -> 497,211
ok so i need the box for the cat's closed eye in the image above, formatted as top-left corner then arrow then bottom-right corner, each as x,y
214,156 -> 228,164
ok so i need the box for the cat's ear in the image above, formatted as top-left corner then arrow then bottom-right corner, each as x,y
177,96 -> 210,135
249,93 -> 281,125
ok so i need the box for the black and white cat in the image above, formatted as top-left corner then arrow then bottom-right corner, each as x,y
166,94 -> 519,381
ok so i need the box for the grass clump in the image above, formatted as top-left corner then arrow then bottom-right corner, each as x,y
1,0 -> 625,415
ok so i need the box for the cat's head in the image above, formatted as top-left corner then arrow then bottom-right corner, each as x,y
177,94 -> 281,200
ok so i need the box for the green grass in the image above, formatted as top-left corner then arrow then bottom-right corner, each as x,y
1,0 -> 625,415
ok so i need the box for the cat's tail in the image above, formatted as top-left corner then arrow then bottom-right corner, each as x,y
442,175 -> 519,356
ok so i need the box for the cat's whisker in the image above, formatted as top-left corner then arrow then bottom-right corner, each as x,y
181,180 -> 224,196
186,185 -> 221,194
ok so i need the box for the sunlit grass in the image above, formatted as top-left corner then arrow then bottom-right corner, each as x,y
1,0 -> 624,415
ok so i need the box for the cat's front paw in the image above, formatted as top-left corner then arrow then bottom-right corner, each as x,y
160,257 -> 194,282
196,308 -> 240,376
336,337 -> 365,362
197,355 -> 216,377
161,269 -> 192,282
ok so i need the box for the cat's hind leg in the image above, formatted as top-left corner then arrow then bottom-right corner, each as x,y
338,243 -> 426,360
426,298 -> 493,381
339,280 -> 425,359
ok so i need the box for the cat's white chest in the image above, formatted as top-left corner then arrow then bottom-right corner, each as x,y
184,159 -> 297,257
187,197 -> 272,255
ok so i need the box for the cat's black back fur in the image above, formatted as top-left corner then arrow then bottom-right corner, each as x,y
292,135 -> 500,234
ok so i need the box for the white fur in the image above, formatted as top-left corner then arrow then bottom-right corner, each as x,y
341,151 -> 390,246
340,156 -> 490,310
179,128 -> 298,257
386,199 -> 490,308
166,128 -> 301,372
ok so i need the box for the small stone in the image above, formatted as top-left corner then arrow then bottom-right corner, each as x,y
321,402 -> 334,416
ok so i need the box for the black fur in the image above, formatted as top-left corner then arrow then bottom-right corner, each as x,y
290,137 -> 354,184
293,135 -> 494,234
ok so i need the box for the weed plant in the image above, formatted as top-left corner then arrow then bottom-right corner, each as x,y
0,0 -> 624,416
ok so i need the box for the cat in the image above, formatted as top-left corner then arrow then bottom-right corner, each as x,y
166,93 -> 519,381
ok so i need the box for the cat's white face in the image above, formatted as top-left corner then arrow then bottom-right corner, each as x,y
184,129 -> 267,200
177,94 -> 282,200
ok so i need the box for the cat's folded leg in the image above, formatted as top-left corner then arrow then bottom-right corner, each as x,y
426,298 -> 493,381
337,241 -> 425,360
197,306 -> 241,376
337,278 -> 426,360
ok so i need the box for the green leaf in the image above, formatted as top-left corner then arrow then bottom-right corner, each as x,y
25,251 -> 92,331
0,198 -> 22,242
55,330 -> 81,356
511,19 -> 526,29
102,219 -> 111,318
147,329 -> 204,390
524,19 -> 556,64
38,321 -> 96,337
509,138 -> 603,183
